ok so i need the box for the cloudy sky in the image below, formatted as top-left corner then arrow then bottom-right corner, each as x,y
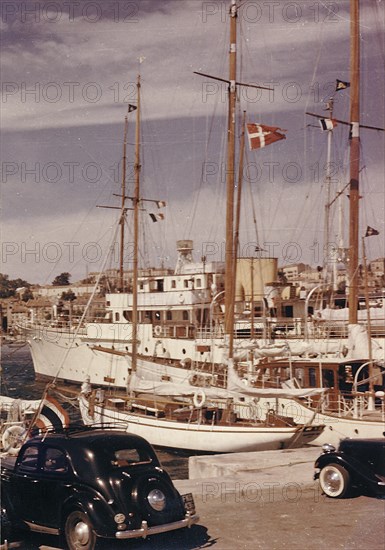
1,0 -> 384,284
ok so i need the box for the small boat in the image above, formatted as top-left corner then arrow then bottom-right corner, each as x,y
77,382 -> 325,454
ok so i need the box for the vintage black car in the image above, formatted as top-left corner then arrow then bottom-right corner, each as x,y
1,428 -> 199,549
314,438 -> 385,498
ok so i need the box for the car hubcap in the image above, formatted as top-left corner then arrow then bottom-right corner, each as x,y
323,469 -> 342,494
74,520 -> 90,545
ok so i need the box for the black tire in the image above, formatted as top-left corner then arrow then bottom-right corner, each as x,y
64,510 -> 97,550
319,463 -> 350,498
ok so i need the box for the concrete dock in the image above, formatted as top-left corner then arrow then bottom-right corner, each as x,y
174,445 -> 323,498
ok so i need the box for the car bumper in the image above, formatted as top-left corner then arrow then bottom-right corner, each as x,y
115,512 -> 200,540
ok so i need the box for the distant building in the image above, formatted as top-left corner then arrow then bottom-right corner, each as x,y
369,258 -> 385,287
34,283 -> 99,300
281,263 -> 310,284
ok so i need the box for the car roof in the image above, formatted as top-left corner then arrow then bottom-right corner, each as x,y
27,429 -> 155,454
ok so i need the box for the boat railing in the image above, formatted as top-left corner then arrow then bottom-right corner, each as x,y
17,317 -> 88,336
333,391 -> 385,419
152,323 -> 196,339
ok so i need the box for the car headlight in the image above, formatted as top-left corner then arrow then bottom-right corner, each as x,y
322,443 -> 336,453
147,488 -> 166,511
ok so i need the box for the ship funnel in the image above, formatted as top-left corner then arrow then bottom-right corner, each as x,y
175,240 -> 194,274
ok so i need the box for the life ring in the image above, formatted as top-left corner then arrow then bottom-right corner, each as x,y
178,293 -> 185,304
2,425 -> 26,453
193,389 -> 206,409
154,325 -> 162,336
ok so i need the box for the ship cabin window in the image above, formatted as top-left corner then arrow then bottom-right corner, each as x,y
115,312 -> 120,321
123,311 -> 132,322
154,311 -> 161,321
195,278 -> 202,288
166,311 -> 172,321
143,311 -> 152,323
309,368 -> 317,387
283,305 -> 293,318
106,301 -> 110,306
156,279 -> 164,292
184,280 -> 189,288
182,310 -> 189,321
322,369 -> 335,388
171,280 -> 176,289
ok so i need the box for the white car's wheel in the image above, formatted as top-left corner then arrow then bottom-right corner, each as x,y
319,463 -> 350,498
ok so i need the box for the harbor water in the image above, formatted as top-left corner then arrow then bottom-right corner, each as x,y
1,343 -> 189,479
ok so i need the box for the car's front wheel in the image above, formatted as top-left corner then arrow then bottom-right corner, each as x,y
319,463 -> 350,498
64,510 -> 97,550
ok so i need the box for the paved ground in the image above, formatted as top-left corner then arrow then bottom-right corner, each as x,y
3,487 -> 384,550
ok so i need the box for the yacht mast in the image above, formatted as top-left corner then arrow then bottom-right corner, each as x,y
323,99 -> 334,286
194,0 -> 272,355
230,111 -> 246,355
119,116 -> 129,291
348,0 -> 360,324
132,75 -> 141,373
224,0 -> 237,345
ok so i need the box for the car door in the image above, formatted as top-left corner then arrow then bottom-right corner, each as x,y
11,444 -> 72,528
10,444 -> 43,524
34,446 -> 72,527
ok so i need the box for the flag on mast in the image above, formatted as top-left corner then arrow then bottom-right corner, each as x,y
336,79 -> 350,91
365,226 -> 379,237
319,118 -> 338,131
149,213 -> 165,223
35,396 -> 70,431
247,123 -> 286,150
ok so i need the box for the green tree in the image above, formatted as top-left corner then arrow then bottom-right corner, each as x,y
0,274 -> 10,298
61,290 -> 76,302
0,274 -> 31,298
52,272 -> 71,286
21,288 -> 34,302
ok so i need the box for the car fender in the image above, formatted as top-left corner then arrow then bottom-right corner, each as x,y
315,453 -> 381,486
61,491 -> 117,538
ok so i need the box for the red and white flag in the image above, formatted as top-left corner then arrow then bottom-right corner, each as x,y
247,123 -> 286,150
35,396 -> 70,431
